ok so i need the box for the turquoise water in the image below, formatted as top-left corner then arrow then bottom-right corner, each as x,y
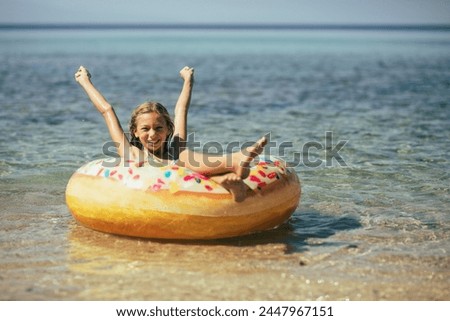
0,28 -> 449,297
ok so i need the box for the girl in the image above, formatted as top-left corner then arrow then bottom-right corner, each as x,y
74,66 -> 266,202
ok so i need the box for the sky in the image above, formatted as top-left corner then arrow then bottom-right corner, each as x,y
0,0 -> 449,25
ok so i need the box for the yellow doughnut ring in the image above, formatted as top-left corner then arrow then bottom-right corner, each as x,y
66,157 -> 301,240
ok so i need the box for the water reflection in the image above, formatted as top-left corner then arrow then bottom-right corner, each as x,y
67,209 -> 362,275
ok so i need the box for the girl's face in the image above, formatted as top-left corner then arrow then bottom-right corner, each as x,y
134,112 -> 170,155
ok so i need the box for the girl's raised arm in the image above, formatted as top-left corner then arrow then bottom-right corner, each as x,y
75,66 -> 133,160
172,66 -> 194,150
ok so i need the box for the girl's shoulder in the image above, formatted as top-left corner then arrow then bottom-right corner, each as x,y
130,145 -> 146,161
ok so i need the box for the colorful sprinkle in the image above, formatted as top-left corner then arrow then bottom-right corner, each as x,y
268,172 -> 277,179
152,184 -> 161,191
194,172 -> 209,181
169,181 -> 180,194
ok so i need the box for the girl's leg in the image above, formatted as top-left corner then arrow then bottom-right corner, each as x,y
178,136 -> 267,178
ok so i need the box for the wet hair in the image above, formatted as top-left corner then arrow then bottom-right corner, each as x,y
129,101 -> 174,150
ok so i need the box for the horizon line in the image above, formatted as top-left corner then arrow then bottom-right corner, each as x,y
1,22 -> 450,31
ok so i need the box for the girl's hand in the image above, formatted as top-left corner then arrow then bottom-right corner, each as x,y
74,66 -> 92,84
179,66 -> 194,83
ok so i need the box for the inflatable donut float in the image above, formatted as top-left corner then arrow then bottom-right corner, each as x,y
65,157 -> 301,240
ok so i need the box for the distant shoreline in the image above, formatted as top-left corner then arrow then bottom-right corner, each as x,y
1,23 -> 450,31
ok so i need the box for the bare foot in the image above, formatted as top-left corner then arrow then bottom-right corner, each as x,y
233,136 -> 267,179
212,173 -> 248,202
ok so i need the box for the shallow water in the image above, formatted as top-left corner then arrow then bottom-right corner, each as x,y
0,28 -> 449,300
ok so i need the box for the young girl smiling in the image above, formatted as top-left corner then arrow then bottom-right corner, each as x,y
75,66 -> 266,201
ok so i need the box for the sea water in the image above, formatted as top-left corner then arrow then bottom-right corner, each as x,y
0,27 -> 449,299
